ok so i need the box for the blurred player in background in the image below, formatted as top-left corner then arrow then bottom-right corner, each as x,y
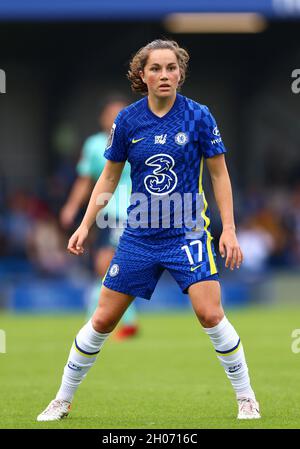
38,39 -> 260,422
60,97 -> 139,339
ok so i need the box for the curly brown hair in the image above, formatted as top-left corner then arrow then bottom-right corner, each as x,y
127,39 -> 190,95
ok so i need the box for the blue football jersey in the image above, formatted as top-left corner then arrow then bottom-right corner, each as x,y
104,93 -> 226,238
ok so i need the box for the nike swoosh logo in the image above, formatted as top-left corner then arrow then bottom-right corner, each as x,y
132,137 -> 145,144
190,263 -> 203,272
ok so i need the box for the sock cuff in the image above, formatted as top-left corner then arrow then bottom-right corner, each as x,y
88,319 -> 110,339
203,315 -> 229,335
75,319 -> 110,354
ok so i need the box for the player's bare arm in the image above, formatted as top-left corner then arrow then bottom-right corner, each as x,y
67,160 -> 125,256
206,154 -> 243,271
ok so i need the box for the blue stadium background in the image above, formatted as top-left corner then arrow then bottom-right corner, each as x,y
0,0 -> 300,313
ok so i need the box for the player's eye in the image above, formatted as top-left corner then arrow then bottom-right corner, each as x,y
168,66 -> 177,71
150,66 -> 159,72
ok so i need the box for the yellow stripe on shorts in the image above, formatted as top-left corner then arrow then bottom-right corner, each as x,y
198,157 -> 217,275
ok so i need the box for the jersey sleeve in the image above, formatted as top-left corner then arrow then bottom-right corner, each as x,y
104,111 -> 129,162
198,106 -> 227,158
76,138 -> 94,177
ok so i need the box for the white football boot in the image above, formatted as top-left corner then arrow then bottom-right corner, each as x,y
37,399 -> 71,422
237,398 -> 261,419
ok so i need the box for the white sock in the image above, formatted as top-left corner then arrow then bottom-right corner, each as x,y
203,316 -> 256,400
56,320 -> 109,403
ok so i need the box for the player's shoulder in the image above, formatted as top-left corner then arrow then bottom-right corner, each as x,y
113,98 -> 147,140
115,98 -> 146,123
180,94 -> 210,114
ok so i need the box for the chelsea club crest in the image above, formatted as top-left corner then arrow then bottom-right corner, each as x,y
175,132 -> 189,145
109,264 -> 119,277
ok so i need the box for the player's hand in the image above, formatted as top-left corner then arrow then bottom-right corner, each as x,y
67,224 -> 89,256
60,203 -> 77,230
219,228 -> 243,270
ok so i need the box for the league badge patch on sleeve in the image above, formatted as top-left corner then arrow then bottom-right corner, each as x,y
106,123 -> 116,150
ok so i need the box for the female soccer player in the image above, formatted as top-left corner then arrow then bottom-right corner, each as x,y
37,39 -> 260,421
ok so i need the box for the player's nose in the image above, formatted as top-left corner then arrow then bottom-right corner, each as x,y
160,68 -> 168,79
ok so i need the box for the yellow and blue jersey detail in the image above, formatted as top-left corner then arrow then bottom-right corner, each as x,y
198,156 -> 218,275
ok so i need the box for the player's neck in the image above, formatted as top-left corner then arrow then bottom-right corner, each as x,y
147,93 -> 177,118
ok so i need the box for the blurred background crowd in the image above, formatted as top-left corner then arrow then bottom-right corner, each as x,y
0,0 -> 300,314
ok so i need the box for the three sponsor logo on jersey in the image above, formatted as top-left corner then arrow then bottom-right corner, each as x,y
144,153 -> 178,195
104,125 -> 208,226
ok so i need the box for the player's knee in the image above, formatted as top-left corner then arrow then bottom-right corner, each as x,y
92,312 -> 118,334
198,309 -> 224,328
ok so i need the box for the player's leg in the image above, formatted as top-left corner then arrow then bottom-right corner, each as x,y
188,280 -> 260,419
37,235 -> 161,422
37,286 -> 133,421
91,285 -> 134,332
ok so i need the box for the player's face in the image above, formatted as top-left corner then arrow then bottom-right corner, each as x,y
140,49 -> 181,99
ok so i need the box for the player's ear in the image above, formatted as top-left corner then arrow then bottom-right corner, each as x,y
139,70 -> 146,84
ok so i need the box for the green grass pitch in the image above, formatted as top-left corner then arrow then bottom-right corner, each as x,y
1,307 -> 300,429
